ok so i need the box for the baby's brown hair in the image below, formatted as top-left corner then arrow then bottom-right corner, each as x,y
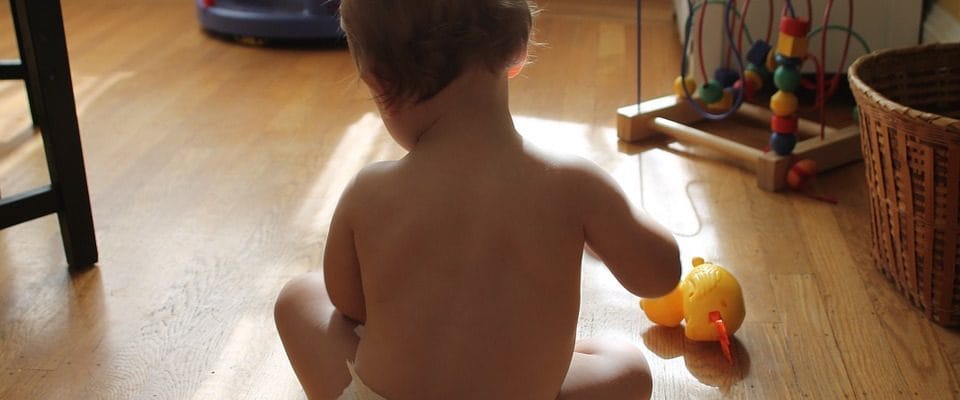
339,0 -> 536,109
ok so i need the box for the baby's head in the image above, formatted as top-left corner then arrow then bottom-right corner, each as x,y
339,0 -> 536,110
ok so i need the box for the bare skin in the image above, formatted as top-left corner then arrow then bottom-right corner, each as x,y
275,65 -> 681,399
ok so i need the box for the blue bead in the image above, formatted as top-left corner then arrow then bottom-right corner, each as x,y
746,41 -> 772,66
770,132 -> 797,155
714,68 -> 740,88
775,53 -> 803,67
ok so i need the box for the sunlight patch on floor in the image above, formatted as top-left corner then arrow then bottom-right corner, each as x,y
513,115 -> 594,158
295,112 -> 389,234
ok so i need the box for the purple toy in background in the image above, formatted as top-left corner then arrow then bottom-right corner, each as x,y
196,0 -> 343,43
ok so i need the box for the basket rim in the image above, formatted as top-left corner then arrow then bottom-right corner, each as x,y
848,42 -> 960,134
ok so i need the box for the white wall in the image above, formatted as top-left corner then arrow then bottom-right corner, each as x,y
669,0 -> 923,76
923,2 -> 960,43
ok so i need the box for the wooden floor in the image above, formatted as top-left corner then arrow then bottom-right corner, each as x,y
0,0 -> 958,398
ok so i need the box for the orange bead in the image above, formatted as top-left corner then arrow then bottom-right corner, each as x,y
673,76 -> 697,99
770,90 -> 799,116
787,159 -> 818,189
766,48 -> 778,71
744,69 -> 763,89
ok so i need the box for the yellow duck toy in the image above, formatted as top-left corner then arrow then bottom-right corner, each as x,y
640,257 -> 745,364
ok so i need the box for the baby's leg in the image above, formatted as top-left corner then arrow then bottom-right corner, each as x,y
275,272 -> 360,399
558,338 -> 653,400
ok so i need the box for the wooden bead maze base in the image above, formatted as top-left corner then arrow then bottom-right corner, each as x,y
617,95 -> 862,191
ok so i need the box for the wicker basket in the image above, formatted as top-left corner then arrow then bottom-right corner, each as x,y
848,42 -> 960,326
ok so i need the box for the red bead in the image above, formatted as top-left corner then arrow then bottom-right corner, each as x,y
780,16 -> 811,37
734,73 -> 762,100
771,114 -> 799,134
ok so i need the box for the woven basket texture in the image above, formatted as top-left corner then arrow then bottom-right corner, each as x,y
849,42 -> 960,326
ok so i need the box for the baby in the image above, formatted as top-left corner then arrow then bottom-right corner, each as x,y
274,1 -> 682,399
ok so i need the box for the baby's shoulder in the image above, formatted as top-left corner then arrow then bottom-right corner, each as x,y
528,147 -> 616,189
524,147 -> 625,212
338,161 -> 402,205
354,160 -> 400,183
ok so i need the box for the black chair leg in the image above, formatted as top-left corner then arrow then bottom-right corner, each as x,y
8,0 -> 43,128
10,0 -> 97,269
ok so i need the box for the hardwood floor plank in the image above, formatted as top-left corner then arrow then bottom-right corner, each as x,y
769,273 -> 856,398
792,198 -> 921,398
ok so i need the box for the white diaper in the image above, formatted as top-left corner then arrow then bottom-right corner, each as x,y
337,361 -> 387,400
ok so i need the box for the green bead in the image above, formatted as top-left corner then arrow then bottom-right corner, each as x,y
774,65 -> 801,92
699,80 -> 724,104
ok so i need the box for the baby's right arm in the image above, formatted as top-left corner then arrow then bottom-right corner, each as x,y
323,176 -> 366,323
573,161 -> 681,298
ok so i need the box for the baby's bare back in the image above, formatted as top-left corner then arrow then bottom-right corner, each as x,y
344,142 -> 594,399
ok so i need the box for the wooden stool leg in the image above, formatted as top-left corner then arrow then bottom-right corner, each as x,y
13,0 -> 98,268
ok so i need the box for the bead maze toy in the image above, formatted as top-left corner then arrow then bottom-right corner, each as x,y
619,0 -> 869,191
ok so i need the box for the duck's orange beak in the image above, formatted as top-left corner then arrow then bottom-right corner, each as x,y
709,310 -> 733,365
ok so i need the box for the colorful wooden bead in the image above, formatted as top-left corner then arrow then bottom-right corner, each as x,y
699,80 -> 724,104
771,114 -> 799,134
787,159 -> 817,189
774,53 -> 803,68
674,76 -> 698,98
733,78 -> 758,99
780,16 -> 812,38
747,63 -> 771,83
734,69 -> 764,99
707,89 -> 734,112
770,90 -> 799,116
746,40 -> 772,66
770,132 -> 797,155
776,33 -> 808,59
774,65 -> 801,92
766,49 -> 778,72
714,68 -> 740,88
744,69 -> 763,89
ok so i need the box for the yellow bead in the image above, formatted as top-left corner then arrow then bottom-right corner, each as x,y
743,69 -> 763,90
673,76 -> 697,98
707,89 -> 734,112
770,90 -> 799,116
776,33 -> 808,59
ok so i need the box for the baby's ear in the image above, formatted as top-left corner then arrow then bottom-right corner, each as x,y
507,45 -> 528,78
359,70 -> 387,100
